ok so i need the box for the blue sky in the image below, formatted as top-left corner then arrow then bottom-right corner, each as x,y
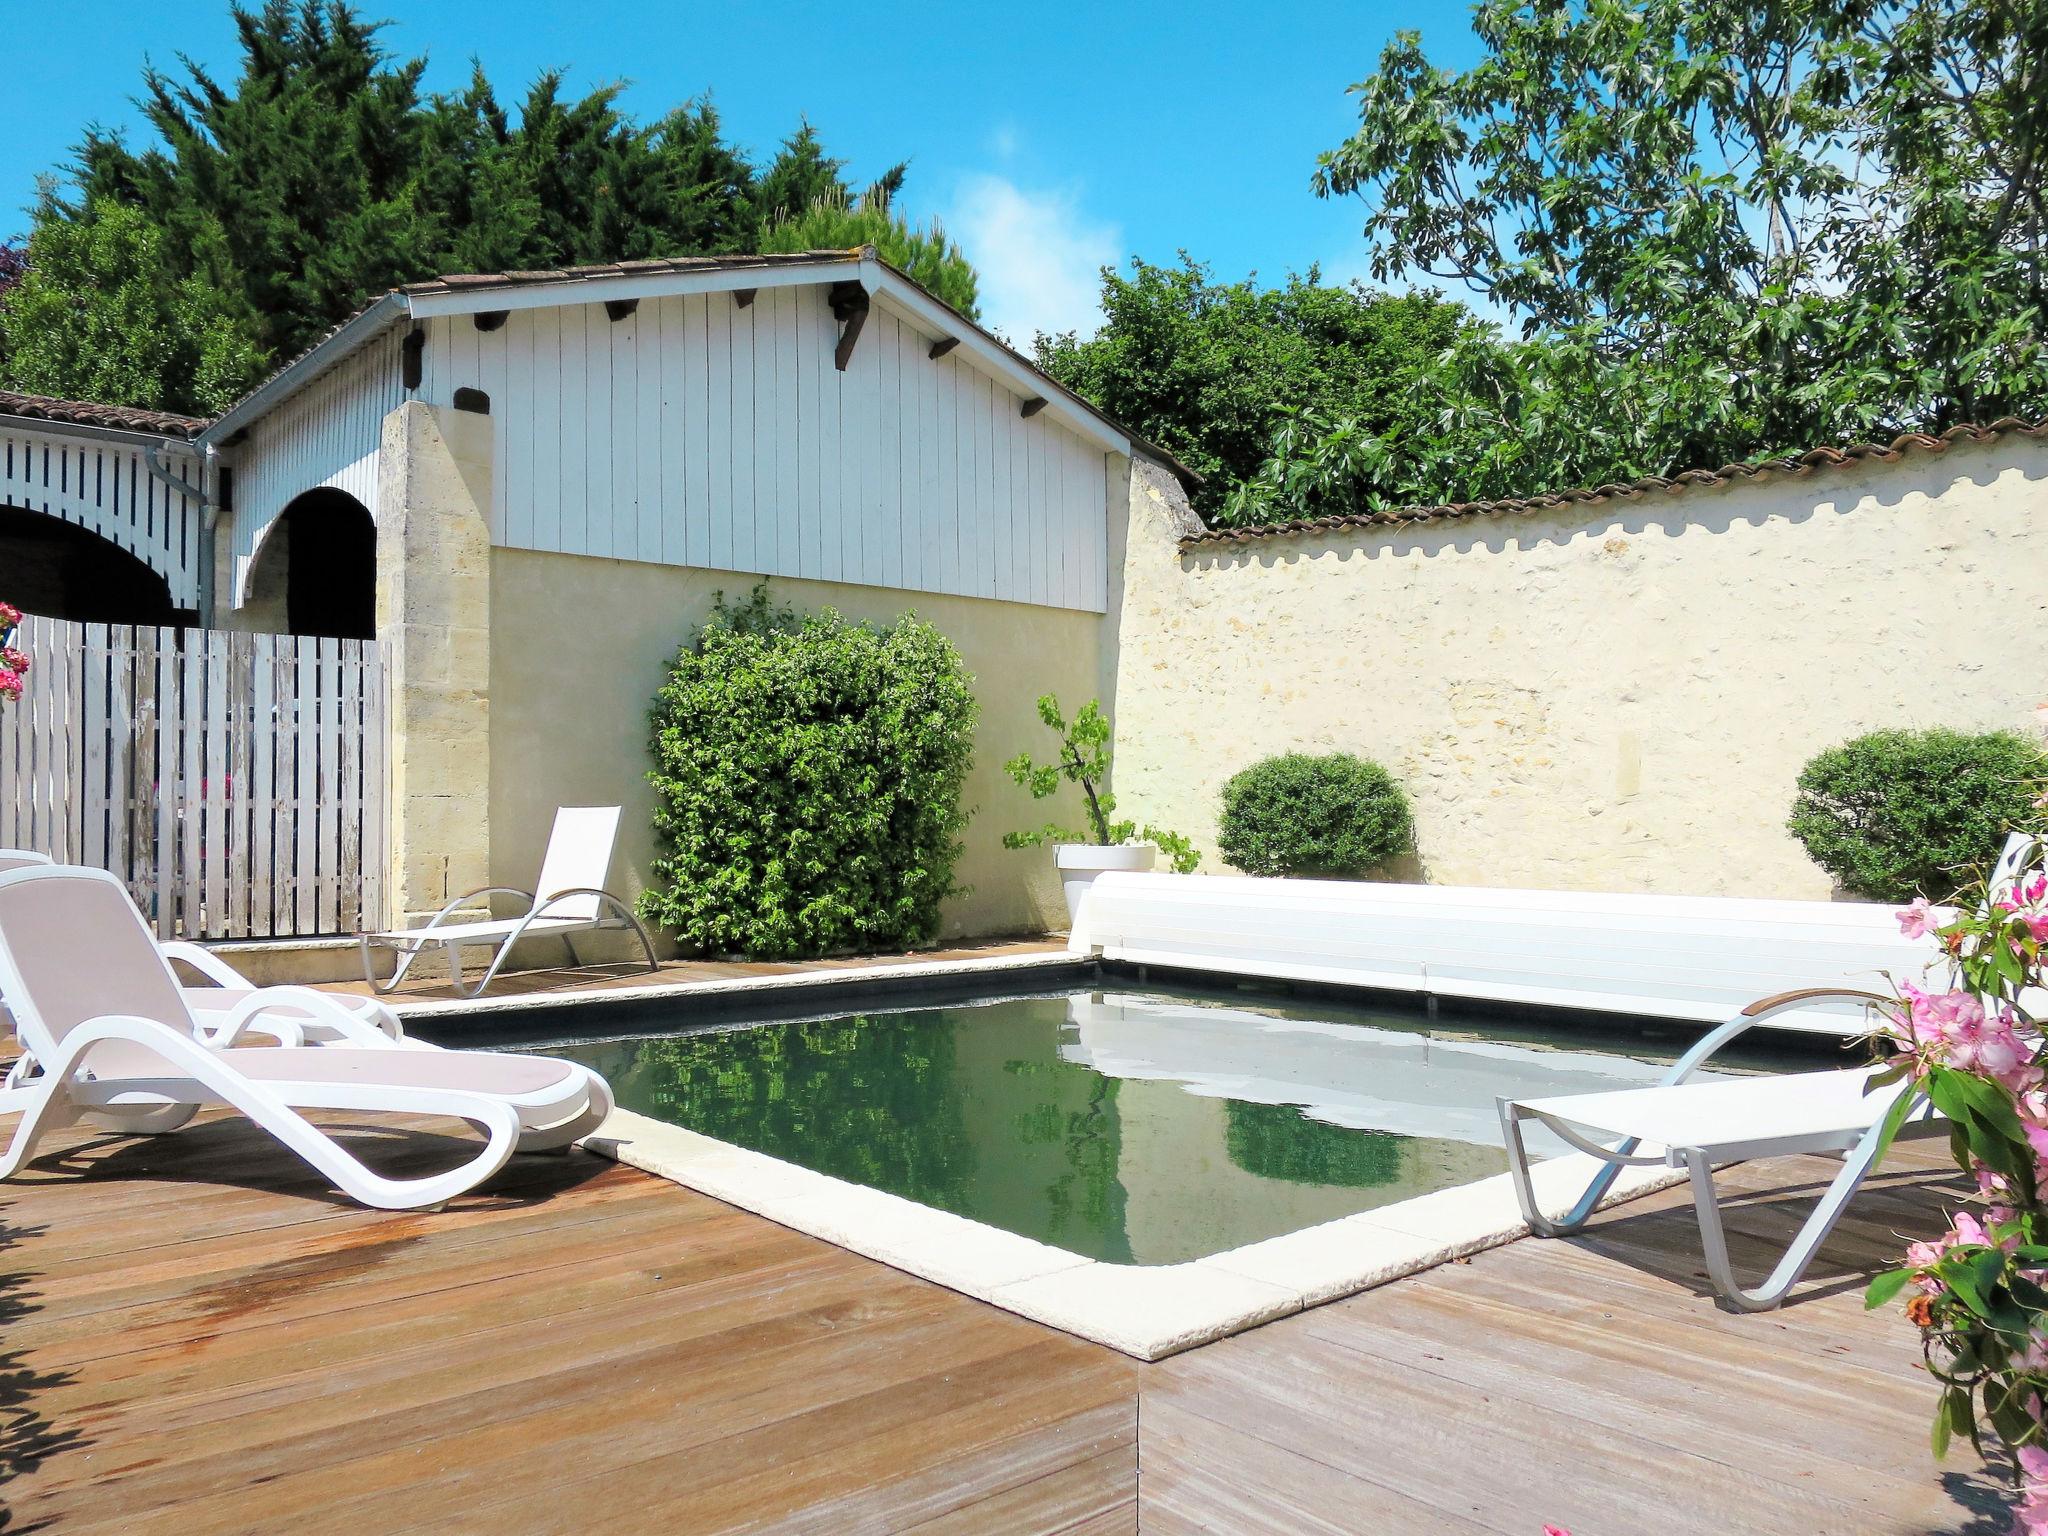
3,0 -> 1486,345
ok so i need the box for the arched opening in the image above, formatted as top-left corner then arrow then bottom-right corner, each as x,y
0,504 -> 187,626
243,488 -> 376,640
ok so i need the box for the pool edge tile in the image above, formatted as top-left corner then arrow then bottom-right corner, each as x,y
583,1111 -> 1695,1362
987,1261 -> 1304,1361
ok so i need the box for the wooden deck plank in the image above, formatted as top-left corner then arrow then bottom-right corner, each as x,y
0,1103 -> 2011,1535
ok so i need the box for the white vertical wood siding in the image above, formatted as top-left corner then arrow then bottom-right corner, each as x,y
0,424 -> 204,610
227,326 -> 408,587
421,288 -> 1110,612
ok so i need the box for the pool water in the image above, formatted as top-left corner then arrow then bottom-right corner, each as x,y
544,988 -> 1771,1265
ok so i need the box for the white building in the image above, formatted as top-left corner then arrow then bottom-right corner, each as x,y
2,248 -> 1193,941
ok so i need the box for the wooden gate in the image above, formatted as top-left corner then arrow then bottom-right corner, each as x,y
0,614 -> 387,939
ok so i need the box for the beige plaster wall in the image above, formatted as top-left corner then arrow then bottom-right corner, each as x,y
488,548 -> 1114,945
1112,438 -> 2048,899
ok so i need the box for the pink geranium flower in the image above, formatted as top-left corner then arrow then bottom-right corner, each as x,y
1899,897 -> 1941,939
2014,1446 -> 2048,1535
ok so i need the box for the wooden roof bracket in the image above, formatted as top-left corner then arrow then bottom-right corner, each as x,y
830,280 -> 870,371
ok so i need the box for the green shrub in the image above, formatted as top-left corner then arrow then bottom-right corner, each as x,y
1787,729 -> 2048,901
1217,752 -> 1415,878
641,586 -> 977,958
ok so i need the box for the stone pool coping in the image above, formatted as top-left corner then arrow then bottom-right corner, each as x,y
584,1106 -> 1690,1361
386,948 -> 1089,1026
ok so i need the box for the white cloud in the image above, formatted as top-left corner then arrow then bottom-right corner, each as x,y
944,174 -> 1122,349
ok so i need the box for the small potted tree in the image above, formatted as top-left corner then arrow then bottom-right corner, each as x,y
1003,694 -> 1198,923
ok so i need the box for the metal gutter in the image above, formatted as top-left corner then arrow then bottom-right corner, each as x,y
401,259 -> 860,319
0,413 -> 204,452
199,292 -> 409,447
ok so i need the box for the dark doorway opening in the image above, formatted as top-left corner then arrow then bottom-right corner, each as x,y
0,504 -> 187,625
248,488 -> 376,640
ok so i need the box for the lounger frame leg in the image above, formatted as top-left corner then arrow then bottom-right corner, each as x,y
459,894 -> 660,1000
1500,1098 -> 1661,1237
363,934 -> 427,996
1683,1124 -> 1895,1312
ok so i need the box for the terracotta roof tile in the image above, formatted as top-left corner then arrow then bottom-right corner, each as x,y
0,389 -> 209,441
1180,417 -> 2048,546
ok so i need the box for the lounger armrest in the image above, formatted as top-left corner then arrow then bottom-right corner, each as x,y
159,940 -> 255,990
1741,986 -> 1896,1017
202,993 -> 307,1048
1666,987 -> 1901,1086
364,888 -> 536,940
530,887 -> 637,920
209,987 -> 395,1048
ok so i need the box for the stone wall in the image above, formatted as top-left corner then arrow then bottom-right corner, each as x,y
488,546 -> 1118,943
1109,435 -> 2048,899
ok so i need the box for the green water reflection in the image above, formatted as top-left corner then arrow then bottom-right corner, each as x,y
549,991 -> 1525,1264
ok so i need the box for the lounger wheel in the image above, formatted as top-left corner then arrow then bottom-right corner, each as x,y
513,1070 -> 614,1153
84,1102 -> 199,1135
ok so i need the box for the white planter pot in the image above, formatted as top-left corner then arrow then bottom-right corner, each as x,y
1055,843 -> 1157,927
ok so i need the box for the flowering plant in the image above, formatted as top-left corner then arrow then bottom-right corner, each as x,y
0,601 -> 25,704
1867,831 -> 2048,1531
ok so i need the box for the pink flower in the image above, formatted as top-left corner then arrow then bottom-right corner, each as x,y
1979,1167 -> 2015,1200
2013,1331 -> 2048,1372
1953,1211 -> 1993,1248
0,600 -> 19,630
2013,1446 -> 2048,1535
1542,1527 -> 1573,1536
1899,897 -> 1941,939
0,666 -> 20,701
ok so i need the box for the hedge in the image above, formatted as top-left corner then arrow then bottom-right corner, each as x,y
1217,752 -> 1415,878
641,587 -> 976,958
1786,728 -> 2048,901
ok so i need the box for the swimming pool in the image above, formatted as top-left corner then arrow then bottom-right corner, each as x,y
544,986 -> 1776,1270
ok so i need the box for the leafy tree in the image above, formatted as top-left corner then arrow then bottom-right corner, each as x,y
0,193 -> 262,414
6,1 -> 964,414
750,120 -> 897,230
760,188 -> 979,317
0,243 -> 25,310
1275,0 -> 2048,522
1035,257 -> 1478,520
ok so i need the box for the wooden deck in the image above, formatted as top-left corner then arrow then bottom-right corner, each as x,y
0,1113 -> 2008,1534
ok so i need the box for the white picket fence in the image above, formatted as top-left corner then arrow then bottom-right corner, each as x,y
0,614 -> 387,939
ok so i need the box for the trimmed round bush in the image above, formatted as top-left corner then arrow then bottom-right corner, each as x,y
1217,752 -> 1415,878
642,587 -> 977,959
1787,728 -> 2048,901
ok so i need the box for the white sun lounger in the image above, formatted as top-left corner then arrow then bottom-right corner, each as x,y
357,806 -> 659,998
0,864 -> 615,1208
1500,987 -> 1935,1310
0,848 -> 404,1048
